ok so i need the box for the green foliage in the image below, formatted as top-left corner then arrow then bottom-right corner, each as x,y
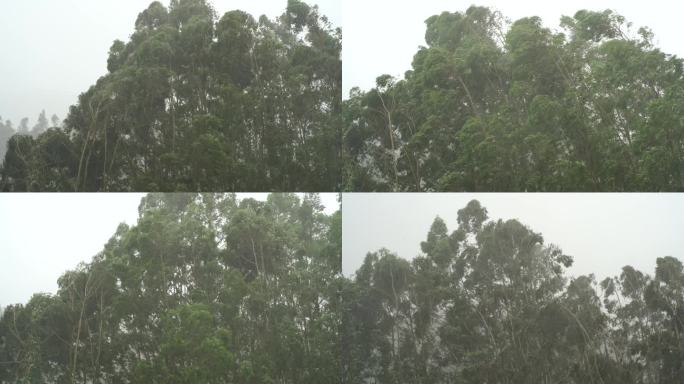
0,193 -> 341,383
343,6 -> 684,191
1,0 -> 341,191
342,199 -> 684,383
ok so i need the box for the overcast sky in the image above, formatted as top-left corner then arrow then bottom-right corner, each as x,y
0,0 -> 341,127
0,193 -> 338,308
343,0 -> 684,97
342,194 -> 684,283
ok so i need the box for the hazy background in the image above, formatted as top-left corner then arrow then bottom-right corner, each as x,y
0,0 -> 341,127
343,0 -> 684,97
0,193 -> 339,308
342,194 -> 684,282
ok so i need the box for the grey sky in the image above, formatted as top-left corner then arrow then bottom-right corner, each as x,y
0,0 -> 341,127
343,0 -> 684,97
342,193 -> 684,284
0,193 -> 338,308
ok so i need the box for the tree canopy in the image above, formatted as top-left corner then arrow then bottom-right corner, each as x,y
0,193 -> 342,383
343,7 -> 684,191
1,0 -> 341,192
341,200 -> 684,383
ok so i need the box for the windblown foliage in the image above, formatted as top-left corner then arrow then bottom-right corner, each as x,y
0,193 -> 342,383
1,0 -> 341,191
343,7 -> 684,191
341,200 -> 684,383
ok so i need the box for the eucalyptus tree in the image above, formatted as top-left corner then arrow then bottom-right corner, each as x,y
601,257 -> 684,383
16,119 -> 29,136
1,0 -> 341,192
343,200 -> 684,383
0,193 -> 341,383
0,118 -> 14,163
30,111 -> 49,137
344,7 -> 684,191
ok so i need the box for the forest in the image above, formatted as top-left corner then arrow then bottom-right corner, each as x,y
0,111 -> 59,163
0,0 -> 341,192
343,7 -> 684,192
0,193 -> 342,383
340,200 -> 684,383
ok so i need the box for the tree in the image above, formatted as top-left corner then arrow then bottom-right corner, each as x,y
0,118 -> 15,165
17,118 -> 29,135
50,114 -> 61,129
343,199 -> 684,383
0,193 -> 341,383
601,257 -> 684,383
1,0 -> 342,192
1,134 -> 36,191
31,111 -> 49,137
344,6 -> 684,192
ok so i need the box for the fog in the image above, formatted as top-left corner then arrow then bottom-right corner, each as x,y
0,0 -> 341,127
343,0 -> 684,97
342,193 -> 684,281
0,193 -> 339,307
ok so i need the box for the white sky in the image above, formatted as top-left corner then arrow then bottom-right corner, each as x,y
342,194 -> 684,284
343,0 -> 684,97
0,193 -> 339,308
0,0 -> 341,127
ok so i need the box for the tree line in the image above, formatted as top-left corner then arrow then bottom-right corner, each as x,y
1,197 -> 681,383
343,7 -> 684,191
340,200 -> 684,383
1,0 -> 341,192
0,193 -> 342,383
0,111 -> 60,164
